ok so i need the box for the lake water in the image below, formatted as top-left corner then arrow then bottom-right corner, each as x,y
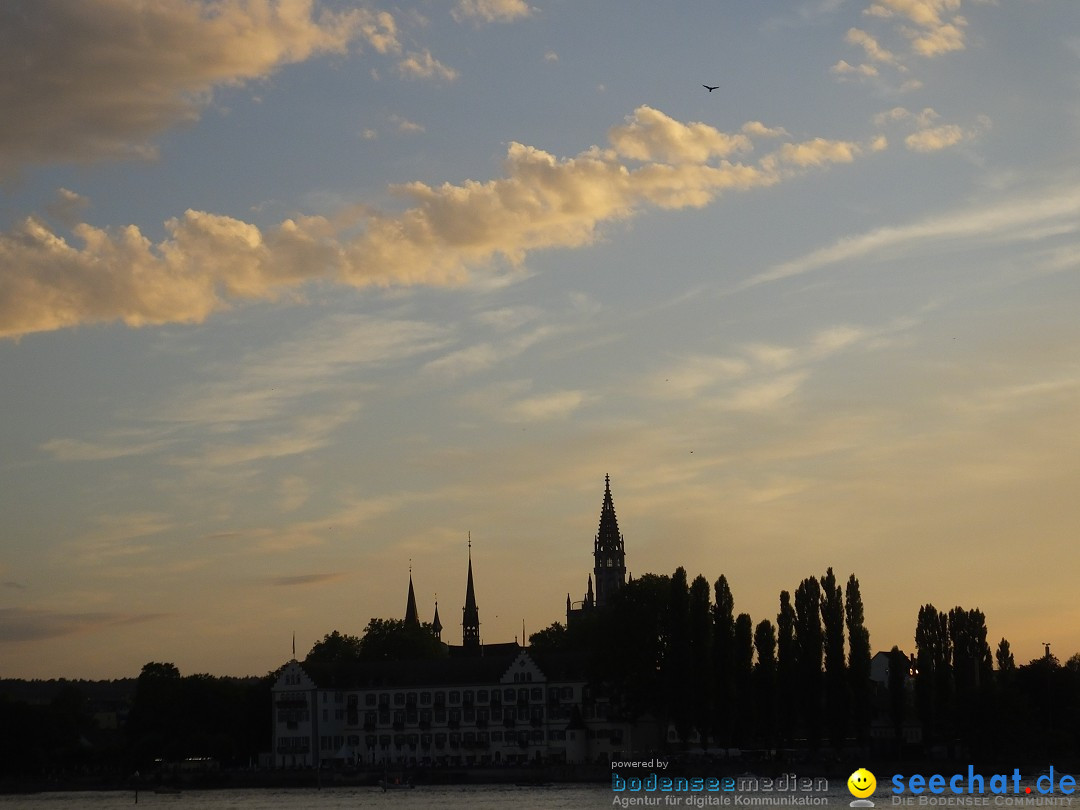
0,782 -> 856,809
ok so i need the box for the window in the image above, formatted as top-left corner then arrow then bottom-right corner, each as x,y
531,687 -> 542,701
477,690 -> 488,703
365,694 -> 377,706
449,691 -> 460,705
420,692 -> 431,706
379,693 -> 390,707
394,692 -> 406,706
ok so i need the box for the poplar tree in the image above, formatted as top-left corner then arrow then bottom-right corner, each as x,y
688,575 -> 713,744
712,575 -> 736,746
794,576 -> 823,750
845,574 -> 872,745
754,619 -> 778,747
820,567 -> 847,749
776,590 -> 798,746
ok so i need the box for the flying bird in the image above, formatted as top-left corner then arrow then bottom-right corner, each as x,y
703,84 -> 719,92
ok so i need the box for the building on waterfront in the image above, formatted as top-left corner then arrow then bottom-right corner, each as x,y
271,476 -> 637,768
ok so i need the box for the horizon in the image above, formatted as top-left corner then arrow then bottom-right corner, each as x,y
3,1 -> 1079,681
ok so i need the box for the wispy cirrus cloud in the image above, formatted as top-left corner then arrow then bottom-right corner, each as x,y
0,107 -> 874,341
743,183 -> 1080,288
0,607 -> 167,642
271,572 -> 348,587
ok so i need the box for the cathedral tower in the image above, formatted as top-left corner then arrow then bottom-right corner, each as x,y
593,474 -> 626,607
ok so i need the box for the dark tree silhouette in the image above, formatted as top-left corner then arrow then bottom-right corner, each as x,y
712,574 -> 736,746
753,619 -> 777,747
689,575 -> 713,745
665,567 -> 694,745
820,567 -> 847,749
915,604 -> 951,743
776,589 -> 798,747
734,612 -> 755,746
845,573 -> 872,745
995,637 -> 1015,673
794,577 -> 823,750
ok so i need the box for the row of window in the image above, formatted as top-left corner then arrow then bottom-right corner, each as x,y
354,686 -> 575,708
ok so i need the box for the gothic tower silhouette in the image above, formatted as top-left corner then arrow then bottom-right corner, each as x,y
461,537 -> 480,653
593,474 -> 626,606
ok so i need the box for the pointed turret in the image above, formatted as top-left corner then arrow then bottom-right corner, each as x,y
432,599 -> 443,640
462,536 -> 480,653
404,566 -> 419,628
593,474 -> 626,606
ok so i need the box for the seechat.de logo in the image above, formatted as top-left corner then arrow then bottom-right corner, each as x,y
849,767 -> 877,807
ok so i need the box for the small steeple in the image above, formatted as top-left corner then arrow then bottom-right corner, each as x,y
404,562 -> 419,628
462,534 -> 480,652
432,596 -> 443,640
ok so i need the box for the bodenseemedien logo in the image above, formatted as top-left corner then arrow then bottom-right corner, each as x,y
849,767 -> 877,807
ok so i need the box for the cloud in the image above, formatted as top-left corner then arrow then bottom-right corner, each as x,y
905,124 -> 966,152
0,0 -> 378,176
744,183 -> 1080,287
452,0 -> 532,24
0,106 -> 872,340
845,27 -> 900,64
506,390 -> 588,422
831,60 -> 880,78
396,49 -> 459,81
865,0 -> 968,57
874,106 -> 989,152
271,573 -> 347,586
391,115 -> 425,134
0,607 -> 167,642
608,106 -> 752,163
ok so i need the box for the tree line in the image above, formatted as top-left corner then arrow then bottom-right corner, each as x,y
530,567 -> 1080,763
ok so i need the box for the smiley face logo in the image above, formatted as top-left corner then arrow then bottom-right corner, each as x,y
848,768 -> 877,799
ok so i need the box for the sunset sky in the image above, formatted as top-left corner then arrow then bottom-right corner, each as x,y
2,0 -> 1079,680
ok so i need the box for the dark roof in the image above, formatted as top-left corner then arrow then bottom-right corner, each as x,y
296,652 -> 520,690
291,647 -> 589,690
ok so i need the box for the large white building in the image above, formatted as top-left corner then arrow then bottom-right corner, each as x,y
271,647 -> 635,768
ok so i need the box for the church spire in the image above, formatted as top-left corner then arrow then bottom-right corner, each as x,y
462,534 -> 480,652
432,596 -> 443,641
404,563 -> 419,628
593,474 -> 626,607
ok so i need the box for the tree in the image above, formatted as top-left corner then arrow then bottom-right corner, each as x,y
591,573 -> 670,720
753,619 -> 777,747
712,574 -> 736,746
995,638 -> 1015,673
357,619 -> 446,661
733,613 -> 755,745
776,590 -> 798,747
688,575 -> 713,744
845,574 -> 872,745
306,630 -> 363,664
794,576 -> 823,750
820,567 -> 847,749
914,604 -> 951,743
664,567 -> 694,744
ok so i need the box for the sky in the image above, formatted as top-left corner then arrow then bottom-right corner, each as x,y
2,0 -> 1079,680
